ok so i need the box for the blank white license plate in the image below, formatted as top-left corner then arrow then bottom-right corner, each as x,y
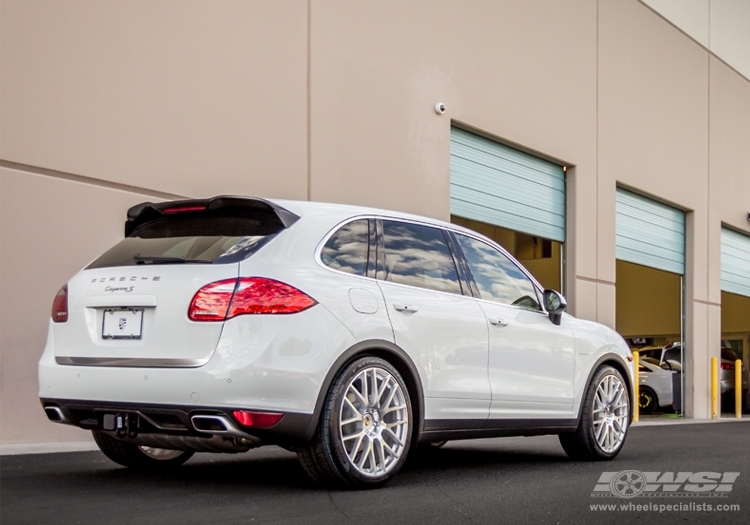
102,309 -> 143,339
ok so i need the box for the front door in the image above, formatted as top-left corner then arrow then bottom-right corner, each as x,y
454,233 -> 576,419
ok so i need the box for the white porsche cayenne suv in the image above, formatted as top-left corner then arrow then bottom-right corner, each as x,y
39,196 -> 634,488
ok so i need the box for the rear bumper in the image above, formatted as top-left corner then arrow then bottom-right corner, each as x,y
40,398 -> 314,446
38,305 -> 357,423
720,377 -> 749,394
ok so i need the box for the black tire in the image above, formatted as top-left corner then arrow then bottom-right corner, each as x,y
638,386 -> 658,415
559,365 -> 630,461
92,431 -> 194,469
297,356 -> 413,489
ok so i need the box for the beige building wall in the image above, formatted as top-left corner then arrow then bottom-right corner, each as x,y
642,0 -> 750,81
1,0 -> 749,444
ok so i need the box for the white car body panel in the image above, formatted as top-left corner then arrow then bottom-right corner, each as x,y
638,359 -> 674,407
480,301 -> 576,418
562,315 -> 636,417
377,279 -> 491,419
55,264 -> 238,365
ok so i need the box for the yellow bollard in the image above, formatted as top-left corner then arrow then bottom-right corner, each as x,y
633,351 -> 639,423
736,359 -> 743,419
711,357 -> 718,419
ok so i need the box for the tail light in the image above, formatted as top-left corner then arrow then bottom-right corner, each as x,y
720,362 -> 734,371
188,277 -> 317,321
51,285 -> 68,323
232,410 -> 284,428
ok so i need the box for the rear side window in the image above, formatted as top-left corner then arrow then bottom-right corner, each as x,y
88,212 -> 281,269
321,219 -> 370,276
382,220 -> 461,295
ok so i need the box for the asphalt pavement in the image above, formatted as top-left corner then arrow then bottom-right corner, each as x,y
2,421 -> 748,525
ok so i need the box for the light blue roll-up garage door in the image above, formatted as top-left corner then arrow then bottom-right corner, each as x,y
450,128 -> 565,242
615,189 -> 685,275
721,228 -> 750,297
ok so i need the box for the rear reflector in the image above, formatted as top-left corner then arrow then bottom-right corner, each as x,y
188,277 -> 317,321
51,285 -> 68,323
232,410 -> 284,428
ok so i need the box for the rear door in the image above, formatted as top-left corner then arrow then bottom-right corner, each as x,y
376,219 -> 490,422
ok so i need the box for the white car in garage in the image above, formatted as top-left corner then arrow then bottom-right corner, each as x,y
39,196 -> 635,488
637,357 -> 677,414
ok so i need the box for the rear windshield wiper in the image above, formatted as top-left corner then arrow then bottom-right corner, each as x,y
133,255 -> 213,265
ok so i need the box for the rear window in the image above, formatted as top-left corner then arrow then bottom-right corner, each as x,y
88,212 -> 282,269
721,348 -> 739,362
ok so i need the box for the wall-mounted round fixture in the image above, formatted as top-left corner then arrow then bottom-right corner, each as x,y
435,103 -> 446,115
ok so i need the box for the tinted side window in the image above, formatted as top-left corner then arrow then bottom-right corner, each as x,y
382,221 -> 461,294
456,234 -> 541,310
321,219 -> 370,276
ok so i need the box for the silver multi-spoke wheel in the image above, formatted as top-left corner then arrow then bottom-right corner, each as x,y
297,356 -> 412,487
559,366 -> 630,461
339,366 -> 409,478
592,374 -> 629,453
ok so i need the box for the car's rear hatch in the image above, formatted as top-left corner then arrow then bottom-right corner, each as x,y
53,196 -> 299,368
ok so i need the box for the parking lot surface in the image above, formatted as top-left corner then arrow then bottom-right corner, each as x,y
2,421 -> 748,525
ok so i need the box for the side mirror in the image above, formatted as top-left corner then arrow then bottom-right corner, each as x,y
543,289 -> 567,326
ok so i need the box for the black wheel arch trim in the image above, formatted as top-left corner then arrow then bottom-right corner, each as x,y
305,339 -> 425,442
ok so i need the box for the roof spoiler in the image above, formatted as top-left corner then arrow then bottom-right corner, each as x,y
125,196 -> 300,237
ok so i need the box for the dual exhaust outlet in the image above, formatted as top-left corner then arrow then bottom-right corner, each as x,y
44,406 -> 248,438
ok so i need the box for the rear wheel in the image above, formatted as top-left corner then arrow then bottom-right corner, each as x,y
559,365 -> 630,461
297,356 -> 413,489
92,431 -> 194,469
638,386 -> 658,415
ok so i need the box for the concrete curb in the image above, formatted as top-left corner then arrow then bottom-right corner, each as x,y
0,441 -> 98,456
632,416 -> 750,427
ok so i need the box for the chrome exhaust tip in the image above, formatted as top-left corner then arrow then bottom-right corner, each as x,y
190,414 -> 246,437
44,406 -> 67,423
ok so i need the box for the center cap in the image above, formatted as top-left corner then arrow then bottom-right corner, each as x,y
363,414 -> 373,428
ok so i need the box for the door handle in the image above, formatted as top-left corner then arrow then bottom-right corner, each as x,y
393,303 -> 419,313
489,318 -> 509,326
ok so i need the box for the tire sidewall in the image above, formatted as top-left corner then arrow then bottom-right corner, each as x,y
323,356 -> 413,488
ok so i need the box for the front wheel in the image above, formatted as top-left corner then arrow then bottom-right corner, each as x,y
92,431 -> 194,469
559,365 -> 630,461
297,356 -> 413,489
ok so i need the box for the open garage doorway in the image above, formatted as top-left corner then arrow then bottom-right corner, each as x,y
616,261 -> 683,416
721,292 -> 750,413
615,189 -> 685,418
720,227 -> 750,414
449,127 -> 565,294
